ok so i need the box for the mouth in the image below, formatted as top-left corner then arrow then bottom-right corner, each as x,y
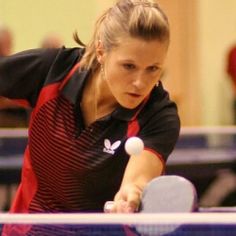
126,93 -> 142,98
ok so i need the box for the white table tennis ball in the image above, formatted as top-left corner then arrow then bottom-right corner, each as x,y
125,137 -> 144,156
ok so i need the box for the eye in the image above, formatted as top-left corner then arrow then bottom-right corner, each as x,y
147,66 -> 159,72
123,63 -> 136,70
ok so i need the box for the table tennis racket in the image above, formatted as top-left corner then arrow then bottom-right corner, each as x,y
104,175 -> 198,214
104,175 -> 198,235
138,175 -> 198,213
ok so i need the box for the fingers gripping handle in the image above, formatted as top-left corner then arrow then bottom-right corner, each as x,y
104,201 -> 115,213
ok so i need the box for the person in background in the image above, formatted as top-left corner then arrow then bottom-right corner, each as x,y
1,0 -> 180,235
0,24 -> 12,56
227,43 -> 236,124
0,23 -> 28,127
41,32 -> 63,49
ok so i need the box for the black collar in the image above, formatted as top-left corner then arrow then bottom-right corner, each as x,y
60,68 -> 90,105
60,68 -> 153,122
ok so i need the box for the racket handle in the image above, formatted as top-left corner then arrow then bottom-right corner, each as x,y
104,201 -> 114,213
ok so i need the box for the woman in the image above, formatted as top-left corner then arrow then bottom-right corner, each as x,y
1,0 -> 180,235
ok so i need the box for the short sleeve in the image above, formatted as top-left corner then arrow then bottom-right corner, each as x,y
0,47 -> 81,107
139,102 -> 180,162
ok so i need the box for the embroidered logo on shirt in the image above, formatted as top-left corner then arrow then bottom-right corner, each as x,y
103,139 -> 121,155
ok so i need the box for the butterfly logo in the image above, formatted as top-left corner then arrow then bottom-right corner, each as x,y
103,139 -> 121,155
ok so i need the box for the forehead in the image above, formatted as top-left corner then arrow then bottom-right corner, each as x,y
108,37 -> 168,64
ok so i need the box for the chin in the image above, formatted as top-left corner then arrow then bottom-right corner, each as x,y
119,101 -> 141,110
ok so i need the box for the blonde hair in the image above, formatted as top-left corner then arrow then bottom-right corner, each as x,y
75,0 -> 169,71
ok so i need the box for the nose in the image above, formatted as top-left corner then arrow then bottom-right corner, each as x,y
132,72 -> 146,90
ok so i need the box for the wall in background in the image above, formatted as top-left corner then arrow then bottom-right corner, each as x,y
1,0 -> 236,126
158,0 -> 201,126
0,0 -> 111,51
155,0 -> 236,126
197,0 -> 236,125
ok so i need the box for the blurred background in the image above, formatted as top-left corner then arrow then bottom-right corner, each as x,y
0,0 -> 236,212
1,0 -> 236,126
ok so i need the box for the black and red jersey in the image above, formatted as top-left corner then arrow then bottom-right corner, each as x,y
0,47 -> 180,214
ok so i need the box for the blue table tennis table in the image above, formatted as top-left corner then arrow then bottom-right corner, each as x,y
0,127 -> 236,210
1,212 -> 236,236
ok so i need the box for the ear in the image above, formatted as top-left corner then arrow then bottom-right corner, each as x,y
96,40 -> 105,64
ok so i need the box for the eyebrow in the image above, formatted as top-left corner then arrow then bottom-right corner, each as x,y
118,59 -> 162,66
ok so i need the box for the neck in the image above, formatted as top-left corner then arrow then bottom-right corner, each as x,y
94,69 -> 118,117
81,68 -> 117,126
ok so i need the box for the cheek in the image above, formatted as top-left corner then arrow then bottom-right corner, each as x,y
105,71 -> 120,95
150,72 -> 162,85
144,73 -> 160,86
106,68 -> 126,88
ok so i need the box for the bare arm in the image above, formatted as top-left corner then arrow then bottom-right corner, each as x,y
111,150 -> 164,213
